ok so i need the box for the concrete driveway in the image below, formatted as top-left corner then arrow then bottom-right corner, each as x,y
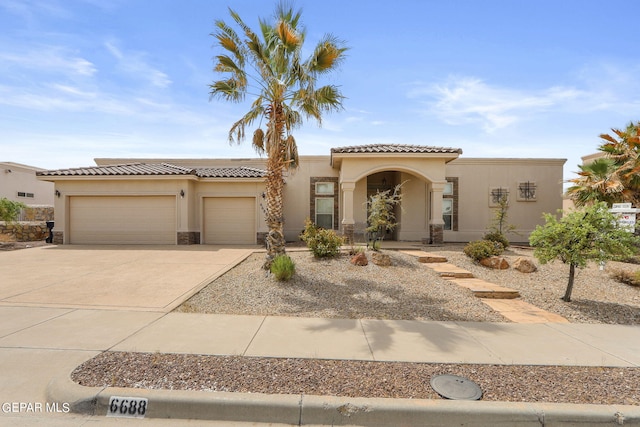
0,245 -> 256,311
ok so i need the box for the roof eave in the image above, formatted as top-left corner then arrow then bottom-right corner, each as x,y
331,151 -> 462,168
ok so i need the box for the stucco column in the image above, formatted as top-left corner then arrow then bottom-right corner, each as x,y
341,181 -> 356,243
429,181 -> 446,244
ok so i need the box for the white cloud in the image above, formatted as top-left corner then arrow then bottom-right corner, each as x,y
104,40 -> 172,89
410,76 -> 585,133
0,46 -> 96,76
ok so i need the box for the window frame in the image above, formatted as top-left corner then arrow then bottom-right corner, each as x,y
315,197 -> 334,229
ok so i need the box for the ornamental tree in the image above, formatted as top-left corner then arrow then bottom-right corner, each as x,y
365,182 -> 404,250
529,202 -> 639,302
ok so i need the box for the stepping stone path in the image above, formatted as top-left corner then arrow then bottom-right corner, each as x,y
401,250 -> 568,323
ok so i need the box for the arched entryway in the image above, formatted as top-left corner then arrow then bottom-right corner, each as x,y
330,144 -> 462,244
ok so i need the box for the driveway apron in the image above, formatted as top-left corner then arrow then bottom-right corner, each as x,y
0,245 -> 255,311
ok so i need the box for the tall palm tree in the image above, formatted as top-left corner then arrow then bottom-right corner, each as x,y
209,4 -> 347,268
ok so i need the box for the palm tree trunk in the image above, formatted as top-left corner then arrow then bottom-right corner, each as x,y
562,263 -> 576,302
263,103 -> 287,269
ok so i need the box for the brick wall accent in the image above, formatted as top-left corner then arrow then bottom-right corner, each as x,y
177,232 -> 200,245
309,177 -> 339,229
257,232 -> 267,246
429,224 -> 444,244
52,231 -> 63,244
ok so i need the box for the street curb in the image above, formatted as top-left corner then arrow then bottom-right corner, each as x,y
47,372 -> 640,426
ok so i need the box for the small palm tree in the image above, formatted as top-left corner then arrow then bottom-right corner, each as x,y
209,3 -> 347,268
598,121 -> 640,205
566,122 -> 640,207
566,157 -> 623,207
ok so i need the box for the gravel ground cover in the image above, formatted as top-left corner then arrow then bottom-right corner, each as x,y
72,352 -> 639,405
72,245 -> 640,405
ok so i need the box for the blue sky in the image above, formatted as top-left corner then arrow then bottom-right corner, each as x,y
1,0 -> 639,184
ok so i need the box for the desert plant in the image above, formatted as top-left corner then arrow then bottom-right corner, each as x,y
483,231 -> 509,249
486,194 -> 516,245
270,254 -> 296,281
463,239 -> 504,262
609,268 -> 640,287
365,182 -> 404,250
300,218 -> 344,258
348,244 -> 365,256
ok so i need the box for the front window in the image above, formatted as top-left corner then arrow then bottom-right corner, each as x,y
442,199 -> 453,230
315,182 -> 334,195
315,198 -> 334,229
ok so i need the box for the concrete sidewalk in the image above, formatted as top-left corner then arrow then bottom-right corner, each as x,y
0,307 -> 638,426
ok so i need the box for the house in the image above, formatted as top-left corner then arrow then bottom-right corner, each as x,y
36,144 -> 566,245
1,162 -> 54,207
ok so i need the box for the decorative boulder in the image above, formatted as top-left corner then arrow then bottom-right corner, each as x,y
350,252 -> 368,266
371,252 -> 392,266
479,256 -> 510,270
514,257 -> 537,273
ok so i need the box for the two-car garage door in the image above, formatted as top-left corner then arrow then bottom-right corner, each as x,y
69,196 -> 176,244
68,195 -> 256,245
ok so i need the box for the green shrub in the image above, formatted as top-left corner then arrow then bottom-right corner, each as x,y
0,198 -> 26,222
300,218 -> 344,258
270,255 -> 296,281
610,269 -> 640,287
463,239 -> 504,262
483,231 -> 509,249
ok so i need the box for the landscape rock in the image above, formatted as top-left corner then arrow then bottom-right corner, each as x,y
350,252 -> 368,266
479,256 -> 509,270
371,252 -> 392,267
514,257 -> 538,273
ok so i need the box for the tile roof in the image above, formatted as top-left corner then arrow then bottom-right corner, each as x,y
195,166 -> 266,178
331,144 -> 463,155
37,163 -> 267,178
36,163 -> 193,176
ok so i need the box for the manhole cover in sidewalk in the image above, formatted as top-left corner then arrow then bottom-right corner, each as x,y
430,374 -> 483,400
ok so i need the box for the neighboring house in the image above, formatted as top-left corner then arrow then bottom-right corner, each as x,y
36,144 -> 565,245
1,162 -> 54,206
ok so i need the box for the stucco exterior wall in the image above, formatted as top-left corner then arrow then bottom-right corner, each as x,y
444,158 -> 566,243
1,162 -> 54,206
280,156 -> 338,241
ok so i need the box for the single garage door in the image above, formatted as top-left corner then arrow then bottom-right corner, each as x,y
69,196 -> 176,244
203,197 -> 255,244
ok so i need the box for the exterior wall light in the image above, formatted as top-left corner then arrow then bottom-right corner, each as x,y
55,190 -> 61,198
180,189 -> 185,198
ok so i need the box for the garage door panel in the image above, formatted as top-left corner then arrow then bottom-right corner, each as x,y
204,197 -> 255,244
70,196 -> 176,244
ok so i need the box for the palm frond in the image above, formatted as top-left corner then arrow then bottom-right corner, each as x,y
283,134 -> 299,169
252,128 -> 265,153
209,78 -> 245,102
307,35 -> 348,74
